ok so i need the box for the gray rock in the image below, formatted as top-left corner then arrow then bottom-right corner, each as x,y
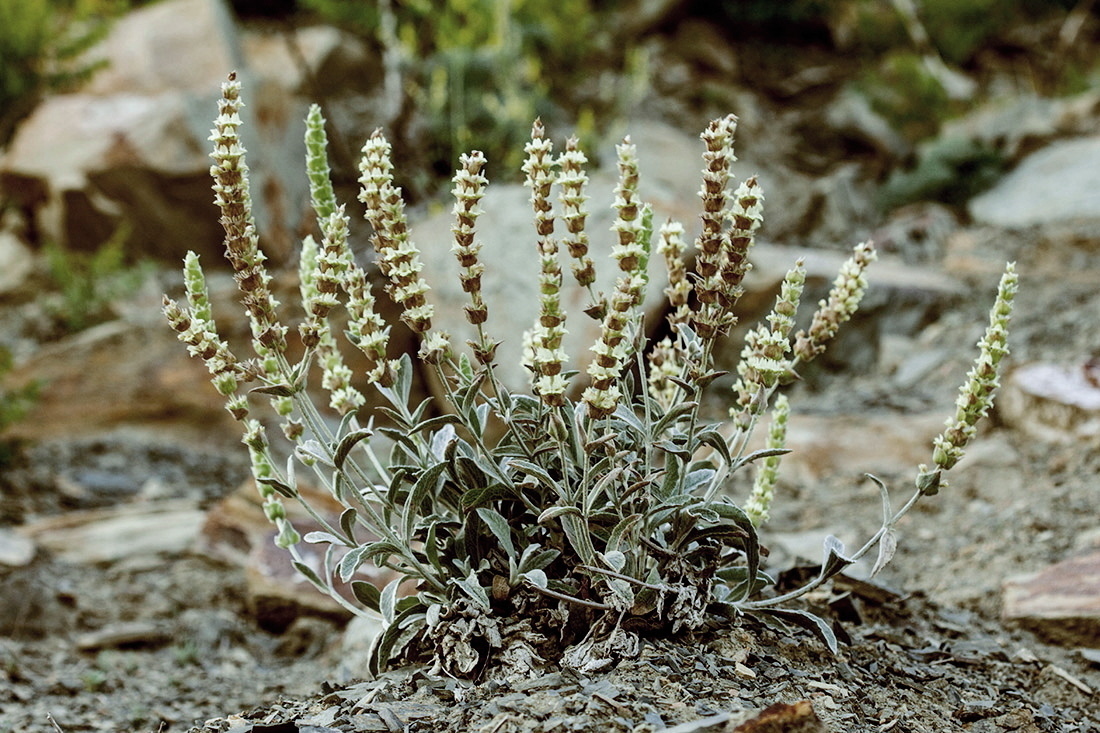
22,500 -> 207,564
0,528 -> 35,568
0,0 -> 309,263
0,228 -> 34,297
999,361 -> 1100,442
970,136 -> 1100,228
1003,549 -> 1100,646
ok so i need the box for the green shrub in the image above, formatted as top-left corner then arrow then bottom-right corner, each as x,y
299,0 -> 635,188
165,74 -> 1017,676
0,0 -> 123,147
43,224 -> 152,334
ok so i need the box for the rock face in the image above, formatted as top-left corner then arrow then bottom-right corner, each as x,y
0,0 -> 312,264
3,318 -> 240,444
969,136 -> 1100,228
998,361 -> 1100,442
1003,549 -> 1100,645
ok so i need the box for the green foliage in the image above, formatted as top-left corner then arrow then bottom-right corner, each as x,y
169,79 -> 1017,678
0,0 -> 130,147
857,51 -> 957,144
0,346 -> 39,450
879,136 -> 1005,209
43,224 -> 152,334
299,0 -> 632,183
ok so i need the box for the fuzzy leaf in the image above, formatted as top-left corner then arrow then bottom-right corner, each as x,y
351,580 -> 381,612
292,560 -> 324,588
751,608 -> 839,654
521,568 -> 548,589
654,440 -> 691,459
821,535 -> 854,580
333,428 -> 373,469
731,447 -> 792,472
476,507 -> 516,560
339,508 -> 358,545
380,576 -> 402,625
656,460 -> 680,501
338,545 -> 370,583
870,528 -> 898,578
599,550 -> 626,573
416,413 -> 462,436
695,428 -> 731,465
425,522 -> 444,575
507,459 -> 559,491
537,505 -> 582,524
560,512 -> 596,565
368,602 -> 426,677
454,570 -> 491,611
256,476 -> 298,499
517,545 -> 559,574
303,530 -> 345,546
607,513 -> 642,553
460,483 -> 514,509
404,463 -> 448,541
684,468 -> 716,493
612,404 -> 646,439
652,402 -> 698,436
428,423 -> 456,461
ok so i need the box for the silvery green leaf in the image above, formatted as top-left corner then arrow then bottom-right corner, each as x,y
652,402 -> 698,436
404,463 -> 447,541
607,514 -> 642,553
695,428 -> 731,465
425,602 -> 442,628
351,580 -> 380,612
250,383 -> 294,397
303,530 -> 344,546
731,447 -> 792,472
508,459 -> 558,490
599,550 -> 627,573
560,512 -> 596,565
476,507 -> 516,560
537,505 -> 581,524
458,352 -> 474,381
428,422 -> 456,460
338,545 -> 370,583
821,535 -> 854,579
607,577 -> 634,606
870,528 -> 898,578
751,608 -> 839,654
256,476 -> 297,499
333,428 -> 373,469
339,507 -> 357,544
521,569 -> 548,589
292,561 -> 325,589
380,576 -> 402,625
865,473 -> 892,526
454,570 -> 491,611
684,468 -> 716,492
612,404 -> 646,438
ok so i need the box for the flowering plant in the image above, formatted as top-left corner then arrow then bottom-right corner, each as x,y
165,73 -> 1017,677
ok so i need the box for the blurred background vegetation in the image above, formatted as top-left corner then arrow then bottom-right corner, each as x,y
0,0 -> 1095,239
2,0 -> 1097,206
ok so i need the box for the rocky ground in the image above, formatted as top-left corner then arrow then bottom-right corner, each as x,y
3,2 -> 1100,732
2,219 -> 1098,733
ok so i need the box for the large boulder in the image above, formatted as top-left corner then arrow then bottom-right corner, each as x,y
0,0 -> 312,264
969,136 -> 1100,228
